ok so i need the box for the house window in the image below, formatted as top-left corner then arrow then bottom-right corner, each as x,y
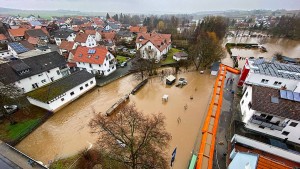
56,70 -> 61,75
80,86 -> 83,90
99,64 -> 101,67
41,79 -> 46,83
50,77 -> 54,82
90,81 -> 93,84
245,92 -> 248,97
241,100 -> 244,105
290,122 -> 298,127
85,83 -> 89,87
282,131 -> 289,136
274,81 -> 282,86
261,79 -> 269,84
32,83 -> 38,89
248,102 -> 252,110
61,98 -> 65,101
148,46 -> 151,50
89,64 -> 92,68
259,126 -> 265,129
47,70 -> 50,73
38,73 -> 43,76
70,91 -> 75,96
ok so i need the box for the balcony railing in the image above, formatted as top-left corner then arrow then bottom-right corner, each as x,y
250,115 -> 284,131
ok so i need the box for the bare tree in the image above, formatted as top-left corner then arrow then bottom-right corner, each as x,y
89,104 -> 171,169
188,32 -> 226,70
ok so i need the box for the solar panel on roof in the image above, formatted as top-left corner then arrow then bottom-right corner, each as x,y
286,91 -> 294,100
294,92 -> 300,102
9,42 -> 29,54
280,90 -> 287,99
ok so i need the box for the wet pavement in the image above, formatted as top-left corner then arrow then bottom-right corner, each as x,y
213,72 -> 238,169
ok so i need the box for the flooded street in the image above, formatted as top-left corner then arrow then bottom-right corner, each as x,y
222,37 -> 300,68
16,71 -> 216,168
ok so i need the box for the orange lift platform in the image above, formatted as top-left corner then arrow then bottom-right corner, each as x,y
194,64 -> 240,169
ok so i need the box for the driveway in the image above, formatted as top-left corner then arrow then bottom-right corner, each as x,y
96,60 -> 132,86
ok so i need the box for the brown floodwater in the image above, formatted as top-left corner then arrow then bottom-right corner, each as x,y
222,37 -> 300,68
16,71 -> 216,169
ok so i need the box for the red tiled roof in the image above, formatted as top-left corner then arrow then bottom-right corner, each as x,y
136,32 -> 171,52
74,33 -> 88,43
67,62 -> 77,67
27,37 -> 39,45
73,46 -> 108,65
130,26 -> 147,33
59,41 -> 75,51
8,28 -> 27,37
0,34 -> 7,40
101,31 -> 116,40
85,30 -> 96,35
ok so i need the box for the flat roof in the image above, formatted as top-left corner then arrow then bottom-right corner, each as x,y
249,59 -> 300,80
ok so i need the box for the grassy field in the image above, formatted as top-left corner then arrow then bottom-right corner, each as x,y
160,48 -> 182,65
6,119 -> 40,140
116,55 -> 127,64
0,104 -> 47,143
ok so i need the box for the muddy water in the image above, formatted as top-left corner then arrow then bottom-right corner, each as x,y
16,75 -> 140,164
16,72 -> 215,168
222,37 -> 300,68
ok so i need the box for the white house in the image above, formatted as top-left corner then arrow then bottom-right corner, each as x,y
0,51 -> 69,93
136,32 -> 171,61
72,46 -> 117,76
85,30 -> 102,42
73,32 -> 97,48
173,51 -> 188,61
0,50 -> 15,61
242,59 -> 300,91
240,84 -> 300,144
53,29 -> 76,46
27,70 -> 95,112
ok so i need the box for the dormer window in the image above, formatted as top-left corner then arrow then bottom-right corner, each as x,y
95,56 -> 99,59
79,54 -> 83,57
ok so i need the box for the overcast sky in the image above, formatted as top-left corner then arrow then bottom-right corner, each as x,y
0,0 -> 299,13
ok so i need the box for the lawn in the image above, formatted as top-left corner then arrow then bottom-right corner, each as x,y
160,48 -> 182,65
116,55 -> 127,64
6,119 -> 40,140
0,104 -> 47,143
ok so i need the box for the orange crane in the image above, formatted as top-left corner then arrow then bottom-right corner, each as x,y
195,64 -> 240,169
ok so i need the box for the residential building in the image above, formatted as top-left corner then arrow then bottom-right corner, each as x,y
239,59 -> 300,90
59,41 -> 78,57
136,32 -> 171,61
240,84 -> 300,144
0,51 -> 69,93
72,46 -> 116,76
117,31 -> 134,42
24,29 -> 49,44
229,134 -> 300,169
52,29 -> 76,46
8,28 -> 27,41
73,32 -> 97,47
129,26 -> 147,34
173,51 -> 188,61
27,70 -> 95,112
7,41 -> 33,56
101,30 -> 116,41
85,30 -> 102,42
0,34 -> 8,44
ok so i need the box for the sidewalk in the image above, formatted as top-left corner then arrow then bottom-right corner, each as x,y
96,60 -> 132,86
213,72 -> 238,169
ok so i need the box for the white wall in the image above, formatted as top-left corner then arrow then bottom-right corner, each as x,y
14,67 -> 63,93
139,41 -> 161,60
28,77 -> 96,112
7,45 -> 18,56
95,32 -> 102,42
75,52 -> 116,76
0,51 -> 14,59
240,86 -> 300,144
245,71 -> 299,91
86,35 -> 97,48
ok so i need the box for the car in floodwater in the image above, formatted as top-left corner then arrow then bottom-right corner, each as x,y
120,62 -> 127,67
